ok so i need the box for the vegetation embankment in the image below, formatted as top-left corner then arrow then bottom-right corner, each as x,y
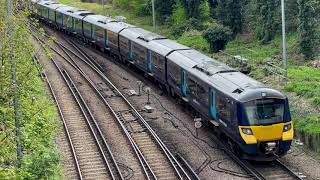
59,0 -> 320,135
0,1 -> 61,178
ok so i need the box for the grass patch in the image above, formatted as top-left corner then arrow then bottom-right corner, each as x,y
284,67 -> 320,105
176,30 -> 209,52
0,4 -> 62,178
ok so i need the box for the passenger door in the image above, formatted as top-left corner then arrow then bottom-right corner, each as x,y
147,49 -> 152,73
72,17 -> 76,32
181,70 -> 187,97
128,40 -> 133,60
210,88 -> 217,120
104,30 -> 108,47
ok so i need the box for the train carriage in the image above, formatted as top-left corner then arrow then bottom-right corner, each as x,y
147,39 -> 190,84
36,1 -> 56,21
55,6 -> 76,30
61,9 -> 94,35
104,22 -> 135,55
30,0 -> 294,161
82,15 -> 116,49
119,28 -> 162,73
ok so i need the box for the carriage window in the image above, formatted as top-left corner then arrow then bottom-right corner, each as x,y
83,22 -> 91,36
168,63 -> 180,85
56,12 -> 63,24
108,31 -> 118,45
198,85 -> 209,105
187,77 -> 197,95
49,9 -> 55,21
152,53 -> 163,70
187,76 -> 208,105
95,26 -> 104,41
119,36 -> 128,49
64,15 -> 71,28
75,19 -> 81,31
133,43 -> 146,61
217,95 -> 232,121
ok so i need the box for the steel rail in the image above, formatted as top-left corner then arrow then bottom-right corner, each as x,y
41,30 -> 185,179
33,23 -> 303,180
32,35 -> 83,180
33,31 -> 155,180
33,33 -> 122,180
63,29 -> 304,180
275,159 -> 303,179
66,38 -> 192,180
61,70 -> 124,180
54,38 -> 156,180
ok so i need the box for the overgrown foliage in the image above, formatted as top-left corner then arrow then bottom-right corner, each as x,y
154,0 -> 176,22
298,0 -> 318,60
215,0 -> 243,35
255,0 -> 277,44
0,1 -> 61,178
202,24 -> 232,52
179,0 -> 204,19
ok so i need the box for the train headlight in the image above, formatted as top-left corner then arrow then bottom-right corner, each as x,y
241,128 -> 253,135
283,124 -> 292,132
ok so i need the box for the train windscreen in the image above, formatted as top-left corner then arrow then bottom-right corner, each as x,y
244,99 -> 284,125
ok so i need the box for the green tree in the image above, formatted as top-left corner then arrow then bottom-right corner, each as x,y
215,0 -> 243,35
207,0 -> 218,17
255,0 -> 276,44
154,0 -> 176,22
298,0 -> 318,60
180,0 -> 204,19
202,23 -> 232,52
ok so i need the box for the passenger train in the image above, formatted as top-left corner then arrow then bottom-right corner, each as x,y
29,0 -> 294,161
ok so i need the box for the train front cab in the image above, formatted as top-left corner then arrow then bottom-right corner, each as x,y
236,92 -> 293,161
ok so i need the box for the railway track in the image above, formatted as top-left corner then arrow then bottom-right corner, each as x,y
62,32 -> 307,180
31,26 -> 197,179
52,30 -> 305,180
209,133 -> 305,180
249,159 -> 305,180
33,35 -> 122,179
31,21 -> 306,180
64,39 -> 192,179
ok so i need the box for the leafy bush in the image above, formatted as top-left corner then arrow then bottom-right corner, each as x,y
202,23 -> 232,52
170,23 -> 189,38
180,0 -> 204,19
0,2 -> 61,178
177,30 -> 209,52
167,1 -> 188,25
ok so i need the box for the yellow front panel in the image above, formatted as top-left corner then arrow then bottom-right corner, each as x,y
250,123 -> 284,141
239,122 -> 293,144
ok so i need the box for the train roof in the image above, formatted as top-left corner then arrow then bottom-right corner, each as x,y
167,49 -> 231,72
55,6 -> 76,13
39,1 -> 64,10
63,8 -> 94,19
148,39 -> 190,56
237,88 -> 286,102
37,0 -> 56,7
120,28 -> 165,42
83,15 -> 117,28
165,49 -> 281,100
105,22 -> 135,33
208,72 -> 265,99
31,0 -> 46,4
166,49 -> 205,69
